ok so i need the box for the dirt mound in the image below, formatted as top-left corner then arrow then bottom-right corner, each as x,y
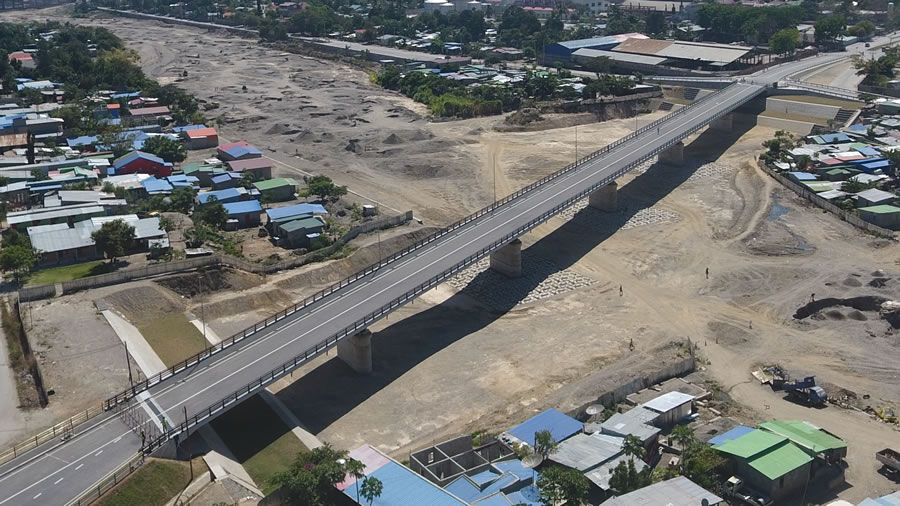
825,310 -> 846,320
265,123 -> 291,135
277,227 -> 440,291
843,277 -> 863,287
504,108 -> 543,126
847,310 -> 868,321
156,268 -> 265,298
105,286 -> 184,324
383,133 -> 403,145
410,129 -> 433,141
345,139 -> 364,154
868,277 -> 890,288
202,289 -> 292,320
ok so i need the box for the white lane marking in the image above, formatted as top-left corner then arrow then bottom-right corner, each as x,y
75,464 -> 83,471
113,437 -> 122,444
53,478 -> 63,485
94,450 -> 102,457
32,493 -> 40,500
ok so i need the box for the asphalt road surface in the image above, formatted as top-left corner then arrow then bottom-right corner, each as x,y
0,42 -> 886,505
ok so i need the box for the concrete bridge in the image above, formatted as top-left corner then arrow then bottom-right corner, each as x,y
0,37 -> 892,506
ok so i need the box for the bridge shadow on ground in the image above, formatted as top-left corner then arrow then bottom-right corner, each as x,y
275,118 -> 756,435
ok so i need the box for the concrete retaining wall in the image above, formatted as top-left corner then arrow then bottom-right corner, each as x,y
757,115 -> 815,135
765,97 -> 841,121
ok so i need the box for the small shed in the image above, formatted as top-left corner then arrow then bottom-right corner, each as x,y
277,216 -> 326,248
211,172 -> 242,190
227,157 -> 273,180
183,127 -> 219,150
858,205 -> 900,229
855,188 -> 897,207
217,140 -> 262,161
641,391 -> 694,427
222,200 -> 262,228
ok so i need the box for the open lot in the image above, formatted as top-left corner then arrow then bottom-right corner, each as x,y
2,7 -> 899,502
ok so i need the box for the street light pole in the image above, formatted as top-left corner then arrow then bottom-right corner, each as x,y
575,125 -> 578,162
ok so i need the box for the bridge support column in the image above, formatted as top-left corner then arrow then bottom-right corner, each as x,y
338,329 -> 372,375
711,113 -> 733,132
588,182 -> 617,212
659,141 -> 684,165
490,238 -> 522,278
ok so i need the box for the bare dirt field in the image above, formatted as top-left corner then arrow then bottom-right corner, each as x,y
4,8 -> 900,502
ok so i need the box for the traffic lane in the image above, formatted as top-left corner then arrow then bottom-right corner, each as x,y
0,417 -> 140,505
146,85 -> 762,422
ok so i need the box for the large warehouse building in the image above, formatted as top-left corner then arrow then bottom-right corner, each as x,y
542,33 -> 647,64
612,38 -> 760,70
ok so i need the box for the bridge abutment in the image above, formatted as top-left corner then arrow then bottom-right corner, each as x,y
711,113 -> 733,132
489,238 -> 522,278
588,182 -> 617,212
659,141 -> 684,165
338,329 -> 373,375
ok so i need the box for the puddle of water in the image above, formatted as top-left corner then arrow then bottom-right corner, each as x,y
767,196 -> 790,221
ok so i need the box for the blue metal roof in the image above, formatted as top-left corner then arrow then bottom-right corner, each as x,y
555,36 -> 622,51
707,425 -> 754,447
266,203 -> 328,220
142,177 -> 173,193
788,171 -> 816,181
110,91 -> 141,99
861,159 -> 891,171
172,124 -> 207,133
507,409 -> 583,447
471,494 -> 513,505
819,132 -> 851,143
503,485 -> 541,506
198,188 -> 242,204
66,135 -> 98,147
222,145 -> 262,158
342,459 -> 467,506
859,491 -> 900,506
492,460 -> 532,483
858,146 -> 881,157
211,172 -> 241,184
223,200 -> 262,215
168,174 -> 199,183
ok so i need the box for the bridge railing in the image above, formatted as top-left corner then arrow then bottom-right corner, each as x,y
103,82 -> 738,411
141,85 -> 762,447
779,79 -> 868,100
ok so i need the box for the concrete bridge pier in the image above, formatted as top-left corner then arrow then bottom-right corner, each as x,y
659,141 -> 684,165
711,113 -> 733,132
338,329 -> 373,375
588,182 -> 617,212
489,238 -> 522,278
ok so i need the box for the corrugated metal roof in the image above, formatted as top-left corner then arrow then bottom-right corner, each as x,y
859,204 -> 900,214
507,408 -> 583,447
129,106 -> 170,116
707,425 -> 754,447
27,223 -> 70,235
747,441 -> 812,480
557,33 -> 647,50
856,188 -> 897,202
279,216 -> 323,232
614,39 -> 752,64
550,433 -> 623,471
8,205 -> 105,226
253,177 -> 298,191
599,412 -> 660,443
227,157 -> 272,171
714,429 -> 784,459
642,391 -> 694,413
185,127 -> 218,139
29,226 -> 94,253
266,203 -> 328,220
223,200 -> 262,215
571,48 -> 667,65
197,187 -> 246,204
759,420 -> 846,453
584,454 -> 647,490
599,476 -> 722,506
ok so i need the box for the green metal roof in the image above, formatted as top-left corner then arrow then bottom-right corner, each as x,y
714,429 -> 785,458
184,165 -> 224,175
253,177 -> 298,191
858,204 -> 900,214
803,182 -> 835,192
759,420 -> 847,453
748,441 -> 812,480
279,216 -> 323,233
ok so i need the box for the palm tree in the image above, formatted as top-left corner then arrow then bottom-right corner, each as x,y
622,434 -> 645,462
346,459 -> 366,504
670,425 -> 695,474
360,477 -> 383,506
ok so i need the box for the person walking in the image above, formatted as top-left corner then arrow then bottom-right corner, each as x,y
705,267 -> 709,279
619,285 -> 623,297
140,428 -> 146,448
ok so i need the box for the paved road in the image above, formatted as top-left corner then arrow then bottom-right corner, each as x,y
0,47 -> 881,505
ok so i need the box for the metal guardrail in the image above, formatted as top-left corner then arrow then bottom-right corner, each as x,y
779,79 -> 873,100
138,84 -> 765,448
66,452 -> 146,506
0,405 -> 103,467
102,81 -> 739,411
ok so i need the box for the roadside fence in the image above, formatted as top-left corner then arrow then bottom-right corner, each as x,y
0,405 -> 103,467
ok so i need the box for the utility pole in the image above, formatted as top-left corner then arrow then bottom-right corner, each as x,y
575,125 -> 578,162
197,273 -> 206,342
183,406 -> 189,439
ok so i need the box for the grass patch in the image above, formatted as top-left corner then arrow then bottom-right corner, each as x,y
211,394 -> 307,494
96,458 -> 203,506
27,260 -> 108,285
136,314 -> 208,368
770,94 -> 862,109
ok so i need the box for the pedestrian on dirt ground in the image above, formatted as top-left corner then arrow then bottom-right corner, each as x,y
629,338 -> 634,351
749,320 -> 753,329
810,293 -> 815,302
619,285 -> 623,296
705,267 -> 709,279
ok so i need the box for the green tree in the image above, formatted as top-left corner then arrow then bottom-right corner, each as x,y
359,477 -> 383,506
91,219 -> 136,263
848,20 -> 875,37
537,465 -> 589,506
142,135 -> 187,163
158,215 -> 176,233
0,245 -> 37,284
345,459 -> 366,505
683,444 -> 725,489
769,28 -> 800,55
815,15 -> 847,44
240,171 -> 256,189
608,458 -> 651,494
30,169 -> 49,181
305,175 -> 348,201
195,197 -> 228,229
533,430 -> 558,459
645,11 -> 666,36
270,444 -> 361,506
623,434 -> 645,461
670,425 -> 695,473
183,223 -> 211,248
168,187 -> 196,214
102,181 -> 116,193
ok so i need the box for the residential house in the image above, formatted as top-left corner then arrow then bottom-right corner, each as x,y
855,188 -> 897,207
112,151 -> 173,178
410,435 -> 516,488
28,216 -> 165,264
8,52 -> 35,69
217,140 -> 263,161
253,177 -> 298,202
759,420 -> 847,464
275,215 -> 325,248
197,187 -> 250,206
182,127 -> 219,150
859,205 -> 900,229
226,157 -> 272,180
223,200 -> 262,229
210,172 -> 242,190
714,429 -> 813,502
265,203 -> 328,232
600,476 -> 723,506
502,408 -> 584,449
7,205 -> 106,231
127,105 -> 171,122
183,164 -> 226,187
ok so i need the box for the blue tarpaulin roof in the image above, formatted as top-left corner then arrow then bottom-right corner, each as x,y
507,408 -> 583,447
266,203 -> 328,220
223,200 -> 262,215
708,425 -> 754,447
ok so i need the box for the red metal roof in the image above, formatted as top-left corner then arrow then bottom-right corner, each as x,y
227,157 -> 272,171
129,106 -> 170,116
8,52 -> 32,61
186,127 -> 218,138
107,103 -> 121,110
